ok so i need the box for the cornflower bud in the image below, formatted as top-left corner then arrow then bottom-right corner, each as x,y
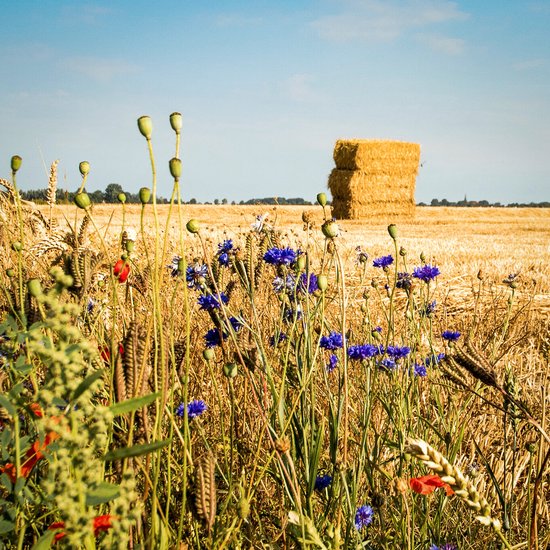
6,268 -> 15,277
137,116 -> 152,139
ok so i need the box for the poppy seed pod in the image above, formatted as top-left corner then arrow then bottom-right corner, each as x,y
317,274 -> 328,291
316,192 -> 327,207
6,268 -> 15,277
321,219 -> 339,239
74,192 -> 91,210
186,219 -> 200,234
79,161 -> 90,177
139,187 -> 151,204
169,157 -> 182,180
203,348 -> 215,361
11,242 -> 22,252
27,278 -> 43,298
169,112 -> 182,134
117,192 -> 126,204
223,362 -> 238,378
387,224 -> 398,240
11,155 -> 22,173
137,116 -> 152,139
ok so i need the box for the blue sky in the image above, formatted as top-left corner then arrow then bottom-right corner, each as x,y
2,1 -> 549,203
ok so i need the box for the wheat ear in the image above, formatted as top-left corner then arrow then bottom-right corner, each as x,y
405,438 -> 507,533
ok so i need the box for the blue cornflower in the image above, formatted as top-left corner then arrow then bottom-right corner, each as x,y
218,239 -> 233,254
320,332 -> 343,350
270,332 -> 287,347
386,345 -> 411,359
354,505 -> 374,530
348,344 -> 383,361
176,399 -> 207,420
396,272 -> 412,290
218,252 -> 230,266
373,255 -> 393,268
412,264 -> 441,283
227,316 -> 243,332
283,307 -> 302,324
198,292 -> 229,311
167,255 -> 182,277
314,474 -> 332,491
326,354 -> 338,373
186,263 -> 208,289
379,357 -> 397,370
442,330 -> 461,342
429,544 -> 458,550
373,326 -> 382,333
425,352 -> 445,366
414,363 -> 427,377
299,272 -> 318,294
204,328 -> 227,348
422,300 -> 437,317
273,274 -> 295,294
263,247 -> 297,266
86,298 -> 96,313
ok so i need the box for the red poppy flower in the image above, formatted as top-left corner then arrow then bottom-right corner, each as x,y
409,474 -> 454,496
48,514 -> 114,542
113,259 -> 130,283
29,403 -> 43,417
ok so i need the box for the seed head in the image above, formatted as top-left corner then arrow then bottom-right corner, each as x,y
79,161 -> 90,177
316,192 -> 327,207
169,112 -> 183,134
169,157 -> 182,180
139,187 -> 151,204
74,192 -> 91,210
137,115 -> 152,139
11,155 -> 22,173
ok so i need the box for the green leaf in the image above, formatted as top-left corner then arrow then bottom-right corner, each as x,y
72,369 -> 104,402
0,395 -> 16,417
31,529 -> 57,550
109,392 -> 160,417
86,481 -> 120,506
104,439 -> 171,461
0,519 -> 15,534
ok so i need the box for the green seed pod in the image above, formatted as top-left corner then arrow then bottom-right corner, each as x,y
137,115 -> 153,139
139,187 -> 151,204
203,348 -> 215,361
170,112 -> 183,134
117,192 -> 127,203
223,362 -> 238,378
420,252 -> 426,263
316,192 -> 327,207
74,192 -> 91,210
6,268 -> 15,277
186,219 -> 200,234
79,161 -> 90,177
27,278 -> 43,297
125,240 -> 135,254
321,219 -> 339,239
11,155 -> 22,173
399,246 -> 407,257
296,255 -> 306,271
237,496 -> 250,519
11,241 -> 22,252
387,224 -> 398,240
317,274 -> 328,291
169,157 -> 182,180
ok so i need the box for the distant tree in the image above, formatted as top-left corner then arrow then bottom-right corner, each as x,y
104,183 -> 124,203
221,198 -> 228,205
214,199 -> 219,205
89,189 -> 105,203
189,198 -> 197,204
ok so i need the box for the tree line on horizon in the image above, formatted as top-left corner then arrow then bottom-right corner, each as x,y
17,184 -> 549,208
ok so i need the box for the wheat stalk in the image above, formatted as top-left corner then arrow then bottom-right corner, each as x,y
195,452 -> 217,533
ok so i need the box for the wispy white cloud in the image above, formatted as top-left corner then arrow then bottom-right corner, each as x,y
280,73 -> 323,102
416,33 -> 465,54
512,58 -> 546,70
62,57 -> 140,83
311,0 -> 468,44
214,14 -> 264,28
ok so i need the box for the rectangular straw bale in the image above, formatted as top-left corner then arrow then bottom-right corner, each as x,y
333,139 -> 420,172
328,169 -> 416,203
331,200 -> 415,220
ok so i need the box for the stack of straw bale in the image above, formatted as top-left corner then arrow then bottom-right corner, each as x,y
328,139 -> 420,219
